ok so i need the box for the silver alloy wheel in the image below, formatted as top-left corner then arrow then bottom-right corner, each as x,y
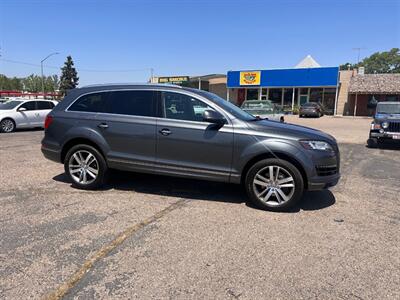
253,165 -> 295,206
68,150 -> 99,185
1,119 -> 14,133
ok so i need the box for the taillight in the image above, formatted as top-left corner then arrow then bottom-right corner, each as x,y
44,115 -> 53,129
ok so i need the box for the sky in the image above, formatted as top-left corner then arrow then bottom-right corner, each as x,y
0,0 -> 399,85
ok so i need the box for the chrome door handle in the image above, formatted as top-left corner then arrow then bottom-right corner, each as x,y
98,123 -> 109,129
159,128 -> 171,136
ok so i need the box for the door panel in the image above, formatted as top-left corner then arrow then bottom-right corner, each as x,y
97,114 -> 157,168
68,90 -> 158,172
156,119 -> 233,181
97,90 -> 157,171
36,101 -> 55,127
15,101 -> 38,127
156,91 -> 233,182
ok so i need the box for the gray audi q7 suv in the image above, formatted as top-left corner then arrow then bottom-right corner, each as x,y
42,84 -> 340,211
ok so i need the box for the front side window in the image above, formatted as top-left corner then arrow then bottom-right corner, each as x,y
69,93 -> 107,113
19,101 -> 36,111
162,92 -> 214,122
107,91 -> 155,117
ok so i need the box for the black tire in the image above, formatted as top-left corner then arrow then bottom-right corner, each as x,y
245,158 -> 304,211
0,118 -> 16,133
64,144 -> 108,189
367,138 -> 378,148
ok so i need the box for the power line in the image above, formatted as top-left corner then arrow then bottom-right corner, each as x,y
0,58 -> 153,73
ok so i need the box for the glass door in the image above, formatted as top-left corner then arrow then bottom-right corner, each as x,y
299,88 -> 309,105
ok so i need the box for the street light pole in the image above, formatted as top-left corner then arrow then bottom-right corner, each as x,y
41,52 -> 59,98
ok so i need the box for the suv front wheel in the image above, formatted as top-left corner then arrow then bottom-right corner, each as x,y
64,144 -> 108,189
245,158 -> 304,211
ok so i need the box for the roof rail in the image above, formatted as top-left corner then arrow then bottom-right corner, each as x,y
80,83 -> 183,88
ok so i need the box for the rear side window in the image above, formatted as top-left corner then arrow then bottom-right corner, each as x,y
69,93 -> 107,112
106,91 -> 155,117
37,101 -> 55,110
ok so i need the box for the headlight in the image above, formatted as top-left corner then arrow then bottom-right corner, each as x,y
382,121 -> 389,129
300,140 -> 333,151
371,122 -> 381,130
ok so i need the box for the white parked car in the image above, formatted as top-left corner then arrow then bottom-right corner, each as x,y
241,100 -> 285,122
0,99 -> 58,133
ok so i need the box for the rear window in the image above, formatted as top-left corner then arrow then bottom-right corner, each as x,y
302,102 -> 318,107
107,91 -> 156,117
69,93 -> 107,113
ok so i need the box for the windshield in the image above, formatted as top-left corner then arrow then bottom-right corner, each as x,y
302,102 -> 318,107
195,90 -> 257,121
376,103 -> 400,114
0,100 -> 22,110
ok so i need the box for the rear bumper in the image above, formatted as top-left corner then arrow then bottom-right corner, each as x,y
41,144 -> 61,163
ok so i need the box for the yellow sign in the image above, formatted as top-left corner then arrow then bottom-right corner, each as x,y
240,71 -> 261,86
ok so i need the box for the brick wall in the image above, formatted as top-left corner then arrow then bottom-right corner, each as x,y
336,70 -> 353,115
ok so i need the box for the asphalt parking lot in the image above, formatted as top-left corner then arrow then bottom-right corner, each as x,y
1,117 -> 399,299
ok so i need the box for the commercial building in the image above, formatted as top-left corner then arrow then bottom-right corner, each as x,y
226,56 -> 339,114
151,74 -> 227,99
151,56 -> 399,117
343,73 -> 400,116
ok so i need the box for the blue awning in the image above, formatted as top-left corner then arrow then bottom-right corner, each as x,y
227,67 -> 339,88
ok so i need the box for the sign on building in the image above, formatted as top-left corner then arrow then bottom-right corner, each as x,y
239,71 -> 261,86
158,76 -> 189,84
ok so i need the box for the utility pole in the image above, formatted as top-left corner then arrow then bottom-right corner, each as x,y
352,47 -> 366,64
41,52 -> 59,98
150,68 -> 154,83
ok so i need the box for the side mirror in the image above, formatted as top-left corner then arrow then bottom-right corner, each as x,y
18,107 -> 27,112
202,109 -> 226,125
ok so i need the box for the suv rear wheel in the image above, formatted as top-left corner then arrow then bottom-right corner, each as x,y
64,144 -> 108,189
245,158 -> 304,211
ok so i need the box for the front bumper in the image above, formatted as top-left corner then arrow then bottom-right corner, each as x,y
306,146 -> 340,191
308,172 -> 340,191
370,130 -> 400,140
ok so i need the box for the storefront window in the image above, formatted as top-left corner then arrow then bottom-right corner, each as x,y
246,89 -> 259,100
268,88 -> 282,105
283,88 -> 293,110
309,88 -> 323,103
261,88 -> 268,100
322,88 -> 336,115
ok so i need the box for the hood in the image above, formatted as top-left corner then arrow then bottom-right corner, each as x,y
247,119 -> 336,143
375,113 -> 400,121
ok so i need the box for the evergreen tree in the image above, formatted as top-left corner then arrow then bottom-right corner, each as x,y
59,55 -> 79,95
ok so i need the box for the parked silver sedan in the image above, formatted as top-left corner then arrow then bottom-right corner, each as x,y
0,99 -> 58,133
241,100 -> 285,122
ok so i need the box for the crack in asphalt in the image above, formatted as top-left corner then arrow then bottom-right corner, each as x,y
43,198 -> 188,300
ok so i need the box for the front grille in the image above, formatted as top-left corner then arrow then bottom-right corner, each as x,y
316,164 -> 338,176
388,122 -> 400,132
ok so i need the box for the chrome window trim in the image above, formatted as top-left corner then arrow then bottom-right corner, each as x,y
64,88 -> 234,125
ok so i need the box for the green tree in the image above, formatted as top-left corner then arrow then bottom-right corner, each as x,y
59,55 -> 79,95
340,48 -> 400,73
44,75 -> 60,93
0,74 -> 23,90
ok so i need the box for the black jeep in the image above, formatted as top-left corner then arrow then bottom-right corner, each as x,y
367,102 -> 400,148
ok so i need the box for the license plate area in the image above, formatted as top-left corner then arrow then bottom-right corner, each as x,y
393,135 -> 400,140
